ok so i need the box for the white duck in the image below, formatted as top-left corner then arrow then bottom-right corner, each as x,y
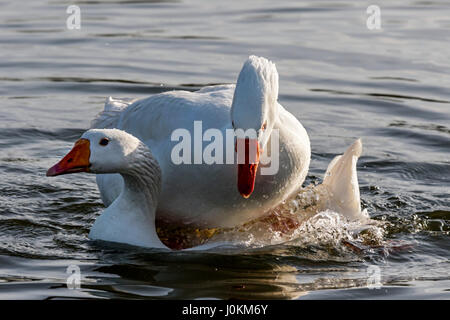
91,56 -> 311,228
46,128 -> 365,249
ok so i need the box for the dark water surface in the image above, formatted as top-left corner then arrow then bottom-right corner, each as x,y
0,0 -> 449,299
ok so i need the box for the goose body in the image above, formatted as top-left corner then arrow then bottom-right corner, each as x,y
46,128 -> 365,249
44,56 -> 369,249
92,56 -> 311,228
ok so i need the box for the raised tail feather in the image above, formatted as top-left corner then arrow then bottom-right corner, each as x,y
322,139 -> 367,221
90,97 -> 136,129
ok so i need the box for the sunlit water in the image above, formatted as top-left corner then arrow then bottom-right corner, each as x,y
0,0 -> 449,299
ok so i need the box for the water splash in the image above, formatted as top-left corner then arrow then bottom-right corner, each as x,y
193,183 -> 386,260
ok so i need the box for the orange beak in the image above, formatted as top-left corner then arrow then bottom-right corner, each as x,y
236,138 -> 261,198
46,139 -> 91,177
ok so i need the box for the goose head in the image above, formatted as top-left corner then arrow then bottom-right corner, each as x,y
231,55 -> 279,198
46,129 -> 151,177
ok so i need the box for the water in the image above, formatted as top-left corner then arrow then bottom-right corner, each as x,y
0,0 -> 449,299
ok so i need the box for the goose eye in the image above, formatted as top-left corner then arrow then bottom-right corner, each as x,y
261,122 -> 267,130
99,138 -> 109,146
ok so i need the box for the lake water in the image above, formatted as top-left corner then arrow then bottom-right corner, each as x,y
0,0 -> 449,299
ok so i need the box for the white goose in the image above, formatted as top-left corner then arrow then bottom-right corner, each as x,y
46,128 -> 365,249
91,56 -> 311,228
47,129 -> 168,249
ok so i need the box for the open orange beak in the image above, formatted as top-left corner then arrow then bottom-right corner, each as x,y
46,139 -> 91,177
236,138 -> 261,198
